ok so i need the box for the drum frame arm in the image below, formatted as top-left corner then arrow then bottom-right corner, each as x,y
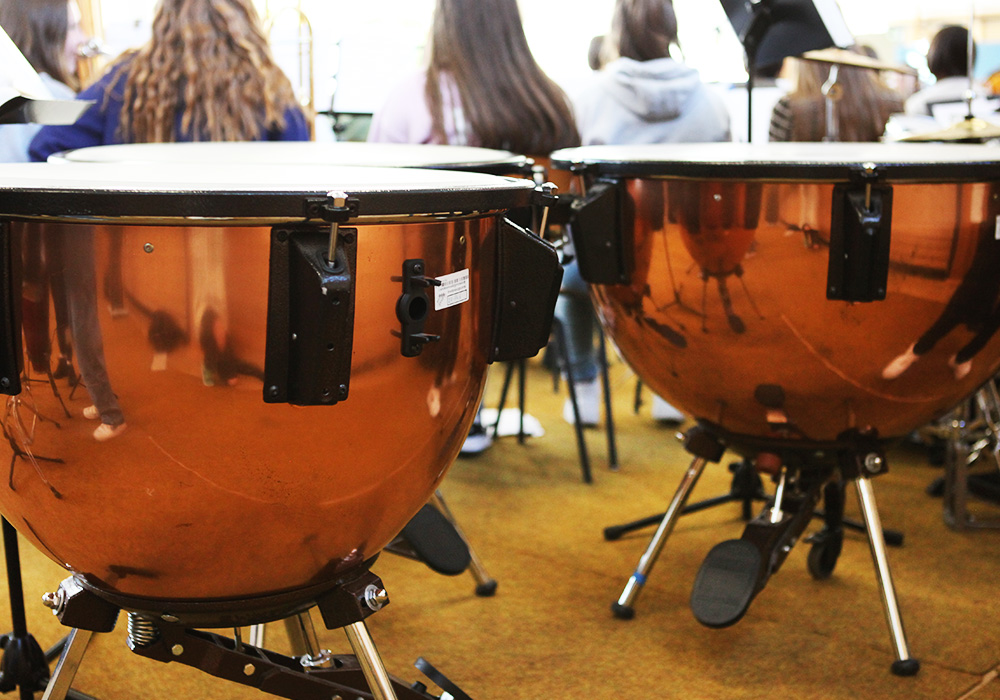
488,217 -> 562,363
0,222 -> 22,396
566,179 -> 632,286
827,165 -> 893,303
264,224 -> 357,406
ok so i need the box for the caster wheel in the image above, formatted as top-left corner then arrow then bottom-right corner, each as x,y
806,530 -> 843,580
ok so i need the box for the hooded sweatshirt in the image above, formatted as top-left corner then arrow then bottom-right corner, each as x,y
574,56 -> 730,145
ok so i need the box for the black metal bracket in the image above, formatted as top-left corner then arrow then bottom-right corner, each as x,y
264,225 -> 357,405
568,179 -> 632,285
827,166 -> 893,302
303,194 -> 359,223
489,218 -> 562,363
0,222 -> 22,396
42,577 -> 120,634
128,624 -> 456,700
837,428 -> 888,480
396,259 -> 442,358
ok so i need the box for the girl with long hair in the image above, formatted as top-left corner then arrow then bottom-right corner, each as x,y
29,0 -> 310,158
369,0 -> 579,454
0,0 -> 87,160
574,0 -> 731,146
368,0 -> 579,154
768,54 -> 902,142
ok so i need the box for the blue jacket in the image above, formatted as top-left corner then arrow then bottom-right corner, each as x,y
29,57 -> 310,162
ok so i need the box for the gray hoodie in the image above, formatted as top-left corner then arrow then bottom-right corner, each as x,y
574,56 -> 731,145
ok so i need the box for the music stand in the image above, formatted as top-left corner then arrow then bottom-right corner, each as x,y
720,0 -> 854,141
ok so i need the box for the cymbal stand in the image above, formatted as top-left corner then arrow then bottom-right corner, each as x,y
38,572 -> 473,700
0,518 -> 51,700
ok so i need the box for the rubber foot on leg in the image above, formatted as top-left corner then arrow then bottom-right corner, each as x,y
611,602 -> 635,620
891,658 -> 920,676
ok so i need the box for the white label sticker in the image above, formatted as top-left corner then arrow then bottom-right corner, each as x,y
434,269 -> 470,310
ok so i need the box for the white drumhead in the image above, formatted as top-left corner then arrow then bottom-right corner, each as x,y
0,161 -> 527,193
0,162 -> 535,223
51,141 -> 528,172
551,142 -> 1000,181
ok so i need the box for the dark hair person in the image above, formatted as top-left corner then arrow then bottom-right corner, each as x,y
928,25 -> 974,80
369,0 -> 579,154
0,0 -> 84,89
905,25 -> 978,117
0,0 -> 87,161
574,0 -> 729,146
606,0 -> 678,63
769,53 -> 903,142
29,0 -> 310,160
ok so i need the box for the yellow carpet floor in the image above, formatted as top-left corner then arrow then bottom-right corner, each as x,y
2,358 -> 999,699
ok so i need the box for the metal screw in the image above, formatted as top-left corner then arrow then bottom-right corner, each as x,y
41,590 -> 63,611
268,386 -> 280,398
170,644 -> 184,656
863,453 -> 883,474
243,664 -> 255,676
713,193 -> 722,202
364,585 -> 388,611
143,243 -> 154,253
0,377 -> 9,389
338,384 -> 347,397
161,614 -> 179,623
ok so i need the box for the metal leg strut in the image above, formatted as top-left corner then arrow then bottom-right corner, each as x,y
612,456 -> 709,619
430,491 -> 498,596
854,476 -> 920,676
343,620 -> 399,700
40,628 -> 93,700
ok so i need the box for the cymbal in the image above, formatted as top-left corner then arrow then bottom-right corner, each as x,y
801,48 -> 918,76
900,116 -> 1000,142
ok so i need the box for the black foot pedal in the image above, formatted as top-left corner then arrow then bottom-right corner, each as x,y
398,505 -> 471,576
690,539 -> 761,628
414,657 -> 474,700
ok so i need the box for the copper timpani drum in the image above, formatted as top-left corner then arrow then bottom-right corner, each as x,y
552,142 -> 1000,447
0,162 -> 556,623
552,143 -> 1000,674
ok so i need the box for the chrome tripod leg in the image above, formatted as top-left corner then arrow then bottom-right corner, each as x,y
344,620 -> 398,700
430,490 -> 498,596
854,475 -> 920,676
41,628 -> 93,700
244,623 -> 266,647
285,611 -> 335,669
613,456 -> 709,619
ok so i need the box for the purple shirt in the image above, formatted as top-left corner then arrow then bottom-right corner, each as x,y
367,69 -> 474,146
29,57 -> 311,162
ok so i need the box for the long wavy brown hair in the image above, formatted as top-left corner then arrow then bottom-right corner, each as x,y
118,0 -> 304,143
425,0 -> 579,154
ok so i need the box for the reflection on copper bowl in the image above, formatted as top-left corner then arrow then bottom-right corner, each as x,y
553,142 -> 1000,446
0,162 -> 545,613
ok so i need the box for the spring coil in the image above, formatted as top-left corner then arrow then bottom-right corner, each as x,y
126,613 -> 160,647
